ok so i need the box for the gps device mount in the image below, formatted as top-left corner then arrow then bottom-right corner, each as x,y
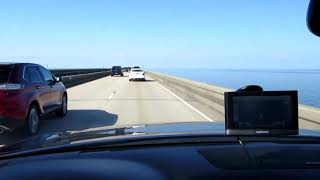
236,85 -> 263,92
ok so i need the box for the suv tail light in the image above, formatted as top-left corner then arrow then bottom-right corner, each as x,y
0,83 -> 24,90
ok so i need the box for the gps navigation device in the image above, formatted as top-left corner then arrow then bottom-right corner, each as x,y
225,90 -> 298,135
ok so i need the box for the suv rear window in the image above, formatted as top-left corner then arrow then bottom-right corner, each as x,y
0,65 -> 13,83
112,66 -> 121,69
132,70 -> 142,72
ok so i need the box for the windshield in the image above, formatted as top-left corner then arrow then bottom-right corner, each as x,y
0,1 -> 319,150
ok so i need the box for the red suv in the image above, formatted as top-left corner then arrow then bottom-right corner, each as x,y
0,63 -> 67,135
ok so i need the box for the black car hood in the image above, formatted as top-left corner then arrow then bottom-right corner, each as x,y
1,122 -> 320,155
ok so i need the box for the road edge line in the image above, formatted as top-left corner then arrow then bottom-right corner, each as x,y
155,81 -> 215,122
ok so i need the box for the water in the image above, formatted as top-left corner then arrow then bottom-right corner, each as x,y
153,69 -> 320,108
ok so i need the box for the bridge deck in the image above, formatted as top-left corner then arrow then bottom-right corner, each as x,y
0,73 -> 214,145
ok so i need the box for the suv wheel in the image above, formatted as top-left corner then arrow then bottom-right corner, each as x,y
58,94 -> 67,117
24,105 -> 39,135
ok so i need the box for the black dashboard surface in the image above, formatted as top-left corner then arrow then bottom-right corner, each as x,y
1,137 -> 320,180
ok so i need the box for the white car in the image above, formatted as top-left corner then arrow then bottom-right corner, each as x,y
129,69 -> 145,81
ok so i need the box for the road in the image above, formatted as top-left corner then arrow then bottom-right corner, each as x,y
0,73 -> 212,146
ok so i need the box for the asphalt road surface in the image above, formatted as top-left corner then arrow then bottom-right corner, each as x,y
0,73 -> 213,146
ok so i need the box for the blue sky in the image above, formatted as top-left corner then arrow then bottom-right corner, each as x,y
0,0 -> 319,69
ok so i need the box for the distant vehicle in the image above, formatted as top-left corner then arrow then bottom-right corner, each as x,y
122,67 -> 131,72
129,69 -> 145,81
132,66 -> 140,69
111,66 -> 123,76
0,63 -> 67,135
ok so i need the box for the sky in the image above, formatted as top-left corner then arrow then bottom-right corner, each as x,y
0,0 -> 319,69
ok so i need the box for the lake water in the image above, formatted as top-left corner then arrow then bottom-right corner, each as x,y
152,69 -> 320,108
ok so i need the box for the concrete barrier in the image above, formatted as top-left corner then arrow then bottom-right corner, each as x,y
49,69 -> 111,88
60,71 -> 111,88
148,71 -> 320,130
50,68 -> 110,77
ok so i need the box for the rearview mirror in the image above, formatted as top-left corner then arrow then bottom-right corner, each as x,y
307,0 -> 320,37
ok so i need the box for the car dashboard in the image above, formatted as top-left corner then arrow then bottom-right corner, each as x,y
1,135 -> 320,179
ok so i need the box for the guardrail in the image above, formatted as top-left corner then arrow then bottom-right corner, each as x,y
147,71 -> 320,130
50,69 -> 111,88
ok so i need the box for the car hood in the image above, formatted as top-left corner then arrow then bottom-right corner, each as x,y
0,122 -> 224,154
1,122 -> 320,155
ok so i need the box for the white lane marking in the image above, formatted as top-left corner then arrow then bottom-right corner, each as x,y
108,91 -> 115,99
156,81 -> 215,122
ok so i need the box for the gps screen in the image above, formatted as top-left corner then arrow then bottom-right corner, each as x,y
232,96 -> 293,129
